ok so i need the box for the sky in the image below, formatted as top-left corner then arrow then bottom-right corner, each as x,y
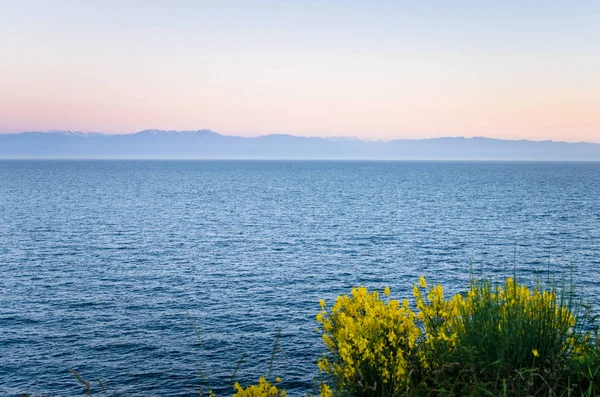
1,1 -> 599,142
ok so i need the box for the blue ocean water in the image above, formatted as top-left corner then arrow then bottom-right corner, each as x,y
1,160 -> 599,396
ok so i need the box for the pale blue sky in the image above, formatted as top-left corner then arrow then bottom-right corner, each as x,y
1,1 -> 599,141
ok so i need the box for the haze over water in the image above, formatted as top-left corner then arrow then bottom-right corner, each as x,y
1,160 -> 599,396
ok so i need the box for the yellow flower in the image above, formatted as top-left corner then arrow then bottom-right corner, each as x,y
316,286 -> 420,394
419,276 -> 427,288
532,349 -> 539,357
317,358 -> 330,372
232,376 -> 286,397
319,384 -> 333,397
384,286 -> 391,296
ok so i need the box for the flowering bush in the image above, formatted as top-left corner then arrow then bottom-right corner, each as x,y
317,276 -> 599,396
316,286 -> 421,396
414,277 -> 585,394
232,376 -> 286,397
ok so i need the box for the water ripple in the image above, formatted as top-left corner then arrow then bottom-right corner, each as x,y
1,160 -> 599,396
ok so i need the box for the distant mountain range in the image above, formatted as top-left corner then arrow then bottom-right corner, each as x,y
1,130 -> 599,160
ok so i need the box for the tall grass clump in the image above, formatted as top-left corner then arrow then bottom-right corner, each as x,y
317,275 -> 600,396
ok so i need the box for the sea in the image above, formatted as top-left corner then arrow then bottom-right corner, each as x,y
1,160 -> 599,396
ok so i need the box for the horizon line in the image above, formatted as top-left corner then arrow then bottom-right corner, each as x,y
2,129 -> 599,145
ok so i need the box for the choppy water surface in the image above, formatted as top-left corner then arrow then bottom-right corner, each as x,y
1,161 -> 599,396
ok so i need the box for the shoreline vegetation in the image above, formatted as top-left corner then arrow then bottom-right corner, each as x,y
26,273 -> 599,397
314,274 -> 599,396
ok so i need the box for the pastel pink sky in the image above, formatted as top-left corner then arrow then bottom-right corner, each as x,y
1,1 -> 599,142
